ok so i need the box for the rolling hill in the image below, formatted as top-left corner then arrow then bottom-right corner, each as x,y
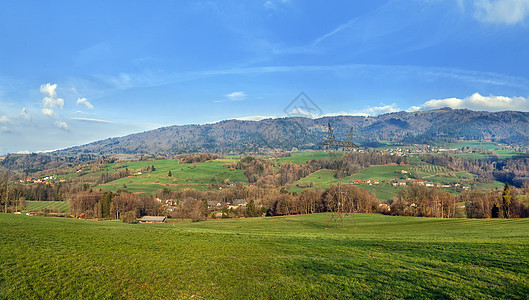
55,108 -> 529,156
3,108 -> 529,170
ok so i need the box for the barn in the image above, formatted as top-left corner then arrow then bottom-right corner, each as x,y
139,216 -> 166,223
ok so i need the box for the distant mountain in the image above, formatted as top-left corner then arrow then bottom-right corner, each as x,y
49,108 -> 529,157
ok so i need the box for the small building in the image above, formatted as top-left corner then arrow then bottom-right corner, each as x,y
353,180 -> 362,184
425,181 -> 434,187
215,212 -> 224,219
232,199 -> 247,207
139,216 -> 166,223
373,180 -> 380,185
462,185 -> 471,190
207,201 -> 222,209
397,180 -> 407,186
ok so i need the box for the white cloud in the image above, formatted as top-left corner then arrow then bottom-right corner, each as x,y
365,104 -> 401,115
474,0 -> 529,25
55,120 -> 69,130
0,115 -> 9,124
234,115 -> 279,121
76,97 -> 94,109
40,83 -> 64,113
40,83 -> 58,99
21,107 -> 31,120
17,150 -> 31,154
71,117 -> 115,124
322,104 -> 402,117
0,126 -> 10,133
42,108 -> 55,117
418,93 -> 529,111
224,91 -> 247,101
40,83 -> 64,109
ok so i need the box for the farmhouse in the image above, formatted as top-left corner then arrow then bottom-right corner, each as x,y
207,201 -> 222,209
232,199 -> 247,207
139,216 -> 166,223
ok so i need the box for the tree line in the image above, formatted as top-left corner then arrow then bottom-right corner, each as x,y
390,183 -> 529,218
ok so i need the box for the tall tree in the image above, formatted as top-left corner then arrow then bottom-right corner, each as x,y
502,182 -> 512,219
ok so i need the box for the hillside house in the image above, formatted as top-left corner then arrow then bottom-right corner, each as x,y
462,185 -> 471,190
354,180 -> 362,184
413,179 -> 425,185
425,181 -> 434,187
139,216 -> 166,223
207,201 -> 222,209
397,180 -> 407,186
373,180 -> 380,185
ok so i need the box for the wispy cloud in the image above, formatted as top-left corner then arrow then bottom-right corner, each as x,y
0,115 -> 9,124
214,91 -> 248,102
54,120 -> 69,130
21,108 -> 31,120
235,115 -> 279,121
76,97 -> 94,109
474,0 -> 529,25
225,91 -> 247,101
71,117 -> 115,124
41,108 -> 55,118
323,103 -> 402,117
74,110 -> 96,115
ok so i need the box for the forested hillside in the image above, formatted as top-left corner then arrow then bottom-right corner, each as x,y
51,108 -> 529,157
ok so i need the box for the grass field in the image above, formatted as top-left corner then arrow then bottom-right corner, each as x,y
95,158 -> 247,194
1,213 -> 528,299
275,151 -> 334,165
26,201 -> 70,213
449,141 -> 501,150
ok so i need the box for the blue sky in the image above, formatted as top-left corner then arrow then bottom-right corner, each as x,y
1,0 -> 529,154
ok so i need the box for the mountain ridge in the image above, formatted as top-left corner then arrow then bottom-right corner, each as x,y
50,108 -> 529,157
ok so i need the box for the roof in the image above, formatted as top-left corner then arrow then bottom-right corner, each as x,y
233,199 -> 247,206
139,216 -> 166,222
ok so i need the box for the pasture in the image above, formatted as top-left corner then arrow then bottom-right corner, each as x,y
275,151 -> 334,165
26,201 -> 70,214
95,158 -> 247,194
1,213 -> 528,299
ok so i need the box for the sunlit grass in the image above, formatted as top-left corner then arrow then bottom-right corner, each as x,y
2,213 -> 528,299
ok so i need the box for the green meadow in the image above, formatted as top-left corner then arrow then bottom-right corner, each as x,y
1,213 -> 528,299
95,159 -> 247,193
26,201 -> 70,214
275,151 -> 335,165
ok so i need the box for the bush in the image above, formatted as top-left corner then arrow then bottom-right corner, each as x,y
120,211 -> 136,223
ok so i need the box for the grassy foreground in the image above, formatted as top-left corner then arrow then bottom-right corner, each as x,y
1,213 -> 528,299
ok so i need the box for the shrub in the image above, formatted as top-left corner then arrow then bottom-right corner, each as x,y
120,211 -> 136,223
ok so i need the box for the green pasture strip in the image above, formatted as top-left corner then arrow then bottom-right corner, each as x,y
1,213 -> 528,299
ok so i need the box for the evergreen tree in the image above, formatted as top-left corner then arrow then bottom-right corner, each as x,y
502,182 -> 512,218
245,199 -> 257,217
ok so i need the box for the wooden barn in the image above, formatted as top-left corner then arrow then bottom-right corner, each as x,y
139,216 -> 166,223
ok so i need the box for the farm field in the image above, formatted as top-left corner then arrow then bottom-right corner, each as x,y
275,151 -> 335,165
1,213 -> 528,299
94,158 -> 247,194
289,163 -> 503,201
26,201 -> 70,214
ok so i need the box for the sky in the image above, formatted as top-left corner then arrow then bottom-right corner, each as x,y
1,0 -> 529,154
